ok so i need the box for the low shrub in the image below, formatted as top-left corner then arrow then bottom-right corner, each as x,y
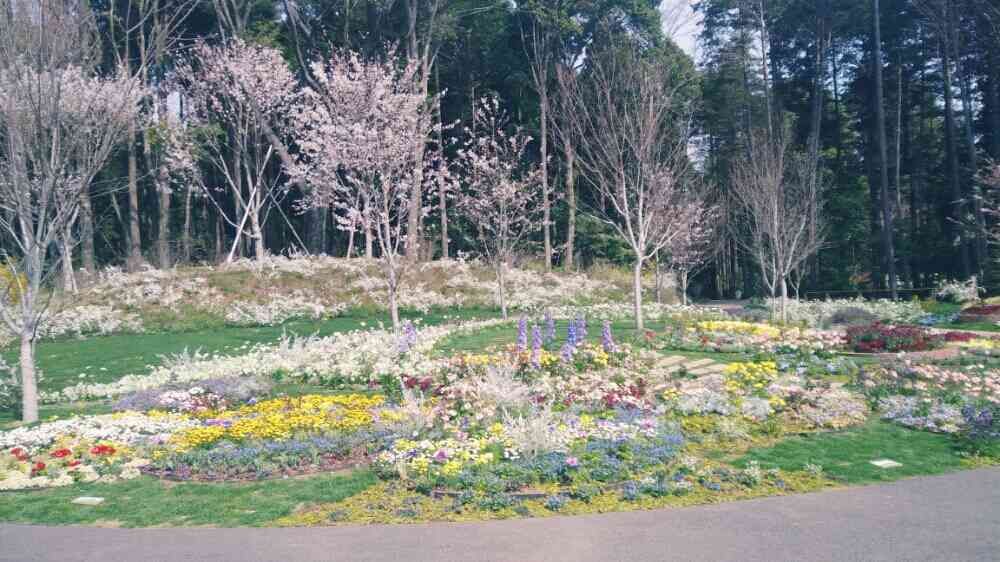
845,323 -> 943,353
828,307 -> 878,327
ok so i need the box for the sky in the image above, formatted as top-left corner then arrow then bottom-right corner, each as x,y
661,0 -> 703,62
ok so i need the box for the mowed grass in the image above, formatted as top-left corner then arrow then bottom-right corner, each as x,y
0,470 -> 376,527
737,420 -> 967,484
2,307 -> 497,395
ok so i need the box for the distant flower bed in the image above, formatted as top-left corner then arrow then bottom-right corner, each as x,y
958,304 -> 1000,324
845,323 -> 943,353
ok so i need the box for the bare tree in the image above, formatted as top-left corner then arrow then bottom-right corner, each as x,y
558,41 -> 700,330
520,2 -> 554,270
457,96 -> 543,319
0,0 -> 144,421
731,131 -> 825,322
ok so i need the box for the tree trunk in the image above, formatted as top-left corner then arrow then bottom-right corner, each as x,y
60,231 -> 76,294
564,141 -> 576,270
540,91 -> 551,270
157,174 -> 171,268
127,123 -> 143,271
182,187 -> 193,263
306,207 -> 327,254
632,258 -> 644,331
19,334 -> 37,423
941,9 -> 970,277
780,275 -> 789,323
872,0 -> 897,298
680,270 -> 689,306
79,188 -> 96,274
497,264 -> 508,320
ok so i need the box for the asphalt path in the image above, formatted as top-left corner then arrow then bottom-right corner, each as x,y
2,468 -> 998,562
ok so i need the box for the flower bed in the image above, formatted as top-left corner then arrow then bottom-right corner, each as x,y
958,304 -> 1000,324
845,323 -> 943,353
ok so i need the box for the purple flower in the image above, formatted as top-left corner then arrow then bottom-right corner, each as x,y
531,325 -> 543,369
434,449 -> 449,462
566,322 -> 578,348
544,311 -> 556,343
397,321 -> 418,353
576,316 -> 588,340
602,321 -> 618,353
565,456 -> 579,468
517,317 -> 528,351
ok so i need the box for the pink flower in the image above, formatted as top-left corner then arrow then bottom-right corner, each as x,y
565,456 -> 579,468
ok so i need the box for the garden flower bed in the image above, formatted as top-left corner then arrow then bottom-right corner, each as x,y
2,306 -> 998,522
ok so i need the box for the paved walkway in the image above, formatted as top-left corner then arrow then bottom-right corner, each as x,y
2,468 -> 998,562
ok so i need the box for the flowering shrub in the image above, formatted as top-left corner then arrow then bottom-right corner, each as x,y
224,294 -> 345,326
845,323 -> 943,353
766,298 -> 925,327
935,279 -> 983,304
113,376 -> 272,414
0,305 -> 143,347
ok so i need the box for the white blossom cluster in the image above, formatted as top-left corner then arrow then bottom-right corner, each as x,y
0,305 -> 143,347
47,318 -> 510,403
766,297 -> 925,327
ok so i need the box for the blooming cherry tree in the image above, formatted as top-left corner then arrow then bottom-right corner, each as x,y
0,1 -> 145,421
175,39 -> 298,262
291,50 -> 436,332
666,199 -> 719,305
457,96 -> 543,319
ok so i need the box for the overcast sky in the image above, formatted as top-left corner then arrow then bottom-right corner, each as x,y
661,0 -> 703,62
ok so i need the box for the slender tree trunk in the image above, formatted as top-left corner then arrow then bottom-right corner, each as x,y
19,334 -> 37,423
182,188 -> 193,263
540,91 -> 551,270
941,9 -> 970,277
127,122 -> 143,271
497,264 -> 508,319
780,275 -> 788,323
958,43 -> 985,275
633,258 -> 644,331
564,141 -> 576,270
157,171 -> 171,268
872,0 -> 897,298
60,230 -> 76,294
79,189 -> 96,274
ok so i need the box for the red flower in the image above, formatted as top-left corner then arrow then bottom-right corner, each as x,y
90,445 -> 116,456
32,462 -> 46,472
51,448 -> 72,458
67,460 -> 81,467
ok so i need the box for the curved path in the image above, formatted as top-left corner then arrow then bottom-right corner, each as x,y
3,468 -> 999,562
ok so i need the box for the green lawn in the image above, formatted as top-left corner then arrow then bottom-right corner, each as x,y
4,307 -> 496,395
0,470 -> 376,527
737,420 -> 967,484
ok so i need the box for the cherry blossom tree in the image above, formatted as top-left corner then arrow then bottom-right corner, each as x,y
557,41 -> 701,330
665,198 -> 720,305
0,0 -> 145,422
176,40 -> 298,262
457,96 -> 543,319
291,50 -> 436,332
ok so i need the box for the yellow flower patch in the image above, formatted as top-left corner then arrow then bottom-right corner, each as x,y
171,394 -> 383,450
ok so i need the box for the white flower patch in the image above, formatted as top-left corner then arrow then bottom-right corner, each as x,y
47,319 -> 511,403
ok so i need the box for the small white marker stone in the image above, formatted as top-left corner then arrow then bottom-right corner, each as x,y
870,459 -> 903,469
71,497 -> 105,506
